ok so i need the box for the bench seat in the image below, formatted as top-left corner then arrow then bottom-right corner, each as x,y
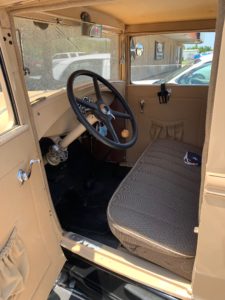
107,139 -> 201,280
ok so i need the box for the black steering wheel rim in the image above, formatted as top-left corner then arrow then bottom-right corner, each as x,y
67,70 -> 138,150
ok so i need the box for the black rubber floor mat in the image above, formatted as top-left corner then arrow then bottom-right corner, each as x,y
45,140 -> 130,248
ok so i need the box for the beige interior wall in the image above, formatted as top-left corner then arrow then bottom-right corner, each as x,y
126,85 -> 208,163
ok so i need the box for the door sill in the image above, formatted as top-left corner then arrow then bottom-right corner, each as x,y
61,231 -> 192,300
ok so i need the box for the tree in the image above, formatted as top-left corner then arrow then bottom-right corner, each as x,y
198,46 -> 213,53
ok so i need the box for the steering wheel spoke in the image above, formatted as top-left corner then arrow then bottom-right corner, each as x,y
93,77 -> 103,103
110,109 -> 131,119
105,119 -> 119,143
77,98 -> 98,111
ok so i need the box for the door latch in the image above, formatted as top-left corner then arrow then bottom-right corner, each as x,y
17,159 -> 40,184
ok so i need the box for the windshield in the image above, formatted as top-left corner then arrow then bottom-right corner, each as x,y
14,18 -> 119,102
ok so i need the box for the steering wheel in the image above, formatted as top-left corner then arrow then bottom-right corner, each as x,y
67,70 -> 138,150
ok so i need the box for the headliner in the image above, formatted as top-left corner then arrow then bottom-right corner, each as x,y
90,0 -> 217,24
2,0 -> 217,25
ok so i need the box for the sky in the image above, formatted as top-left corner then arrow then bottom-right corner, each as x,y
200,32 -> 215,48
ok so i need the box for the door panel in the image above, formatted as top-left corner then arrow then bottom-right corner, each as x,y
127,85 -> 208,163
0,127 -> 65,300
0,11 -> 65,300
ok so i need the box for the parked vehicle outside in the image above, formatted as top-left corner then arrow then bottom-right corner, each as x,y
168,54 -> 212,84
52,52 -> 86,67
132,54 -> 212,85
52,53 -> 111,82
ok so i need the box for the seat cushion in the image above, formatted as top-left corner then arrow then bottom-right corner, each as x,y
107,139 -> 201,280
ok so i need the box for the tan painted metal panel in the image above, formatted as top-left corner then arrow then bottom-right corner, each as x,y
192,1 -> 225,298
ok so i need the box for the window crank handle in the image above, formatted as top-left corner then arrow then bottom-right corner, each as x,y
17,159 -> 41,184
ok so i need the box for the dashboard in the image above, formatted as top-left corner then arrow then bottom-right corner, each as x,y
31,81 -> 125,142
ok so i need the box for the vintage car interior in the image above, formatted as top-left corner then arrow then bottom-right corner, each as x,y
0,0 -> 225,299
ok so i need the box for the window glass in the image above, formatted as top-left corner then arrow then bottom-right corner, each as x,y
130,32 -> 215,85
14,18 -> 119,102
0,65 -> 15,134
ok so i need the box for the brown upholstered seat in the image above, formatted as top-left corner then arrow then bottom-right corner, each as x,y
107,139 -> 201,280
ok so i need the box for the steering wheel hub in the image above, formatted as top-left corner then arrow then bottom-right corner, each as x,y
99,104 -> 115,118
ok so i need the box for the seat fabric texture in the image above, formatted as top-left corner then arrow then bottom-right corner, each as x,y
107,139 -> 201,280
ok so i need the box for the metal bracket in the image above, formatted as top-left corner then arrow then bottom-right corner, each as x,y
157,83 -> 171,104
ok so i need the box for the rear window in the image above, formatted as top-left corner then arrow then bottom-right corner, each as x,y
14,18 -> 119,102
130,32 -> 215,85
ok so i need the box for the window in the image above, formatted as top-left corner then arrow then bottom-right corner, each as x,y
0,64 -> 15,135
14,18 -> 119,102
130,32 -> 215,85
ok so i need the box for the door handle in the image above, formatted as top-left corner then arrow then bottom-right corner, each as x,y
17,159 -> 40,184
139,99 -> 145,113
